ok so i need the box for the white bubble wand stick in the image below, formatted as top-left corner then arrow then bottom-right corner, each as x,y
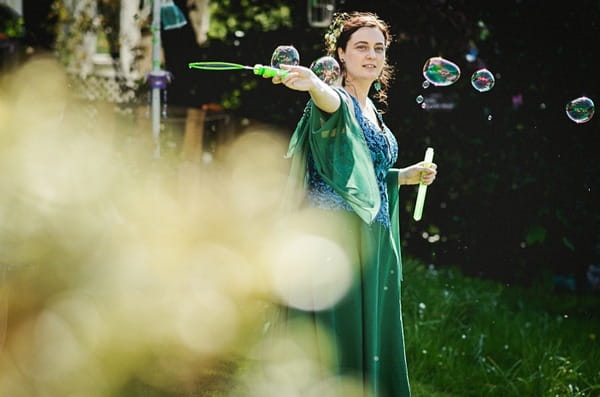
413,147 -> 434,221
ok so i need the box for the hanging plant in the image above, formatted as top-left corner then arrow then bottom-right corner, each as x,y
51,0 -> 120,69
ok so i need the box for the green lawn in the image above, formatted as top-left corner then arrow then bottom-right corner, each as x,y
401,258 -> 600,397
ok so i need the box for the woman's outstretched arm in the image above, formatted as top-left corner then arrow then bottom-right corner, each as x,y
268,64 -> 341,114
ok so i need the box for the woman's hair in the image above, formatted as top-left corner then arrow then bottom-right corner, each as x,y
324,11 -> 394,109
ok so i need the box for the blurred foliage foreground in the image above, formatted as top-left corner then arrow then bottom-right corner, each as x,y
1,55 -> 599,397
0,55 -> 368,396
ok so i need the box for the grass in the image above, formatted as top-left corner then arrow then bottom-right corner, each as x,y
401,258 -> 600,397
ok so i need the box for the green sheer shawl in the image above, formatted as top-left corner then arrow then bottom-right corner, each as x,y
283,87 -> 404,281
284,87 -> 380,223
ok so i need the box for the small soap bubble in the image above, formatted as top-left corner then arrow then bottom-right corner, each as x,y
422,56 -> 461,87
465,42 -> 479,62
565,96 -> 595,124
471,68 -> 495,92
422,80 -> 430,89
310,56 -> 341,85
270,45 -> 300,69
416,95 -> 424,104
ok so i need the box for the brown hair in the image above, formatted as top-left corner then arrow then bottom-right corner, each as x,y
325,12 -> 394,109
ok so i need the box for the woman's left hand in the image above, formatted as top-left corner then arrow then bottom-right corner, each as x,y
399,162 -> 438,185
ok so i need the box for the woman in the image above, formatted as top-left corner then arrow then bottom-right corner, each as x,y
269,12 -> 437,397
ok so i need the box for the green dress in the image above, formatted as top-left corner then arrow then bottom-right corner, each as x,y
279,87 -> 410,397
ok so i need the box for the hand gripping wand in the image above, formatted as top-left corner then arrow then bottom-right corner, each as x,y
413,147 -> 434,221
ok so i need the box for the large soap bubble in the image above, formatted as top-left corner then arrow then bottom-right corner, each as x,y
471,68 -> 495,92
422,56 -> 461,87
565,96 -> 595,124
310,56 -> 341,85
270,45 -> 300,69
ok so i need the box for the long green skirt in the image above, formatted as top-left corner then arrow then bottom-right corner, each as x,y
280,205 -> 411,397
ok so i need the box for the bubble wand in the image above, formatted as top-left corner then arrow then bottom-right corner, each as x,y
413,147 -> 434,221
188,61 -> 289,78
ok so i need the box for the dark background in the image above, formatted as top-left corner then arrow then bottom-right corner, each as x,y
15,0 -> 600,290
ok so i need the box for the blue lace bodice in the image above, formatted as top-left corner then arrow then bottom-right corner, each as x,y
306,95 -> 398,228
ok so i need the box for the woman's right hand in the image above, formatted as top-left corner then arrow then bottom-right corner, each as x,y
268,64 -> 319,92
268,64 -> 341,113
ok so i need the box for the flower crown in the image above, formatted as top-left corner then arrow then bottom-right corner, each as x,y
324,12 -> 350,54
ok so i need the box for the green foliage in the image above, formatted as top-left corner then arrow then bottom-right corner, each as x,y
0,16 -> 24,38
207,0 -> 292,41
526,225 -> 547,245
51,0 -> 121,65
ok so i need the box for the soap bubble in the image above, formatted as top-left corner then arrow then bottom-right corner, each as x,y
270,45 -> 300,69
471,68 -> 495,92
422,56 -> 461,87
565,96 -> 595,124
310,56 -> 341,85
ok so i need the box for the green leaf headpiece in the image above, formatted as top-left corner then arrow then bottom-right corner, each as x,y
324,12 -> 350,54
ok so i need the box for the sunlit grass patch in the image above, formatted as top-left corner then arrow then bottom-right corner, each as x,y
402,258 -> 600,397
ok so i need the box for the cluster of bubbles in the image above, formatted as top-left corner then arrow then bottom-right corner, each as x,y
420,56 -> 595,124
418,56 -> 496,113
421,56 -> 495,92
271,47 -> 594,124
271,45 -> 341,85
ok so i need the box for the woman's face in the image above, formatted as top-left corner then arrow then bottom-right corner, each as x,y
338,26 -> 386,84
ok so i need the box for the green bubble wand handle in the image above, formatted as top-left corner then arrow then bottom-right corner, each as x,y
413,147 -> 435,221
188,61 -> 289,78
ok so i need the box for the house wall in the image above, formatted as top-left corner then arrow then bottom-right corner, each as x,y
0,0 -> 21,15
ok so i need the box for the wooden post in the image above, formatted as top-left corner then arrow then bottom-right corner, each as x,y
178,107 -> 205,198
181,107 -> 205,163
